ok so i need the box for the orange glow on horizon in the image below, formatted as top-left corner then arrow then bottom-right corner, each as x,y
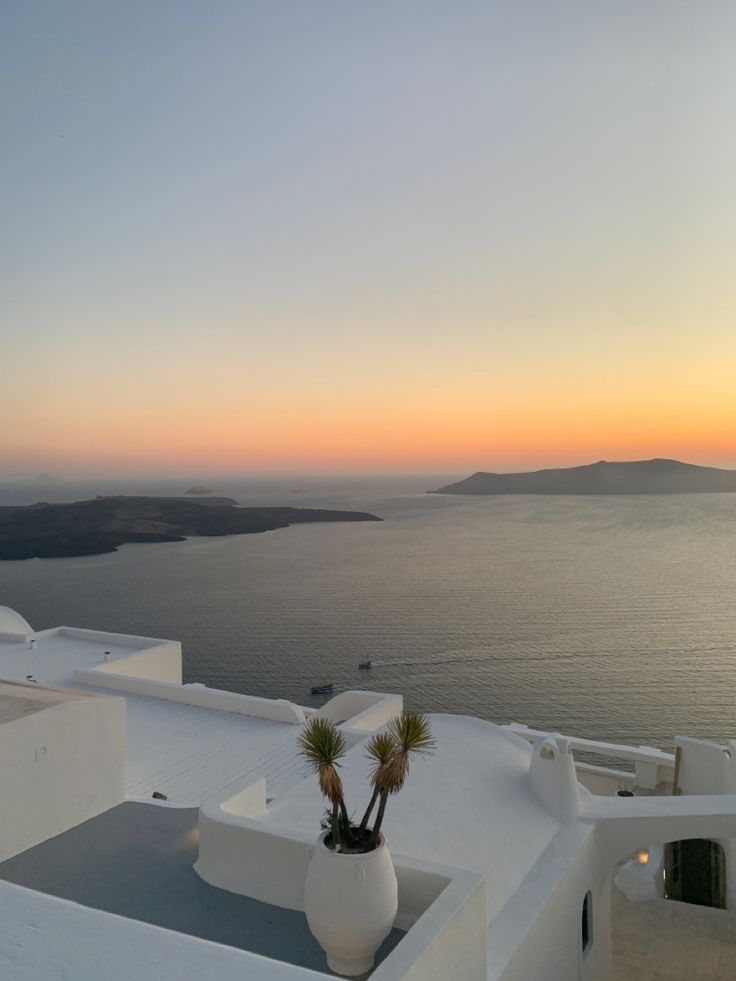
7,319 -> 736,475
8,390 -> 736,474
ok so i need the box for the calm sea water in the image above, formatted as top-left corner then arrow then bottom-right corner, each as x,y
1,474 -> 735,749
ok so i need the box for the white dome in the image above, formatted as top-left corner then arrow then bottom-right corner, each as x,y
0,606 -> 33,638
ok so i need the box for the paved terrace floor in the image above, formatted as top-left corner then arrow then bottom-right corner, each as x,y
0,802 -> 403,977
612,889 -> 736,981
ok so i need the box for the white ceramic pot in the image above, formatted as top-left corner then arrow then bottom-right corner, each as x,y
304,831 -> 398,976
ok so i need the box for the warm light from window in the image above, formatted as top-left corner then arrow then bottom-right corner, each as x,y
175,825 -> 200,851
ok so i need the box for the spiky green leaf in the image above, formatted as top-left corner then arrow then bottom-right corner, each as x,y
387,711 -> 435,757
366,731 -> 397,790
298,717 -> 346,769
380,711 -> 435,793
298,717 -> 347,805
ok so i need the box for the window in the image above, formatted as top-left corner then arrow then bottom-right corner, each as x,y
581,891 -> 593,954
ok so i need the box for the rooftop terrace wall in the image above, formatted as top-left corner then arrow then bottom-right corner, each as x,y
75,668 -> 307,724
0,683 -> 125,862
313,691 -> 403,731
90,640 -> 183,683
0,879 -> 328,981
195,777 -> 485,980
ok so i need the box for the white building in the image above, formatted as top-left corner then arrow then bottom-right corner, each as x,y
0,604 -> 734,980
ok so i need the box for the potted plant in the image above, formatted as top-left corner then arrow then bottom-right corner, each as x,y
298,711 -> 434,976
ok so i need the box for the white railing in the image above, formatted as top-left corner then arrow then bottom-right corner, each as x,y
504,723 -> 675,791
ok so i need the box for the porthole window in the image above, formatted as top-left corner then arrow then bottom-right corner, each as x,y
581,891 -> 593,953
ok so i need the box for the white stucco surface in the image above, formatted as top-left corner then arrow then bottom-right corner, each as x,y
0,628 -> 172,686
0,879 -> 326,981
313,691 -> 403,730
0,606 -> 33,640
0,623 -> 309,805
5,608 -> 736,981
74,670 -> 306,723
263,715 -> 561,923
123,693 -> 306,803
0,682 -> 126,861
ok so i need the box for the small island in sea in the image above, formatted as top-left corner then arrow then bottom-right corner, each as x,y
185,485 -> 215,495
432,458 -> 736,495
0,496 -> 381,560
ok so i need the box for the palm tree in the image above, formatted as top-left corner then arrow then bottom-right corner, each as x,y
299,711 -> 435,853
298,717 -> 349,847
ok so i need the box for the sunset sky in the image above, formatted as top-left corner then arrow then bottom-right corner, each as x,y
4,1 -> 736,475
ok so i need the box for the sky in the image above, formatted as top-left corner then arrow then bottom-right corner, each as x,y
3,1 -> 736,475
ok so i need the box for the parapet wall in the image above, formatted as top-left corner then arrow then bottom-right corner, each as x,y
0,686 -> 126,862
74,668 -> 306,724
194,777 -> 485,981
314,691 -> 403,731
91,641 -> 183,684
78,655 -> 399,729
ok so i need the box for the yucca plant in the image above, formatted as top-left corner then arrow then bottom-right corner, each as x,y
367,711 -> 434,846
298,710 -> 435,853
298,717 -> 349,846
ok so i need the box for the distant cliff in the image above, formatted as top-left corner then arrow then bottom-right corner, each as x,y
0,496 -> 381,560
432,459 -> 736,496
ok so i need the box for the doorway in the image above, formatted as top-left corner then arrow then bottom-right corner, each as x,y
664,839 -> 726,909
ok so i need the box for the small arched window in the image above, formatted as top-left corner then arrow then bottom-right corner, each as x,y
581,891 -> 593,954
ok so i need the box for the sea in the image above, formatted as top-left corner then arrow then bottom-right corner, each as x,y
1,473 -> 735,750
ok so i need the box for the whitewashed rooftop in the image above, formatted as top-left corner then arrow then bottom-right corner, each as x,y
5,606 -> 736,981
123,694 -> 305,803
265,713 -> 561,923
0,625 -> 307,806
0,879 -> 322,981
0,625 -> 168,685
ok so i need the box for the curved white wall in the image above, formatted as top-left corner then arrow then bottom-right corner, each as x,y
528,737 -> 581,824
0,606 -> 33,641
315,691 -> 403,731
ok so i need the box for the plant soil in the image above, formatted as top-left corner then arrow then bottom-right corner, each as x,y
324,827 -> 379,855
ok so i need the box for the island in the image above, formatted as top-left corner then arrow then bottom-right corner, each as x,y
0,496 -> 381,560
431,458 -> 736,496
185,486 -> 215,496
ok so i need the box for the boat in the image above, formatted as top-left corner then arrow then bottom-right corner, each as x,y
310,683 -> 334,695
358,660 -> 372,669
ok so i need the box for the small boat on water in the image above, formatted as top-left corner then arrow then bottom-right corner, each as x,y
358,660 -> 372,670
310,683 -> 334,695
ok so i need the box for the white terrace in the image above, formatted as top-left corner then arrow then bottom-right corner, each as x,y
0,606 -> 399,807
0,605 -> 735,981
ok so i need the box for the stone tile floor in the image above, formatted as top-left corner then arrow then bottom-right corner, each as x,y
612,889 -> 736,981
